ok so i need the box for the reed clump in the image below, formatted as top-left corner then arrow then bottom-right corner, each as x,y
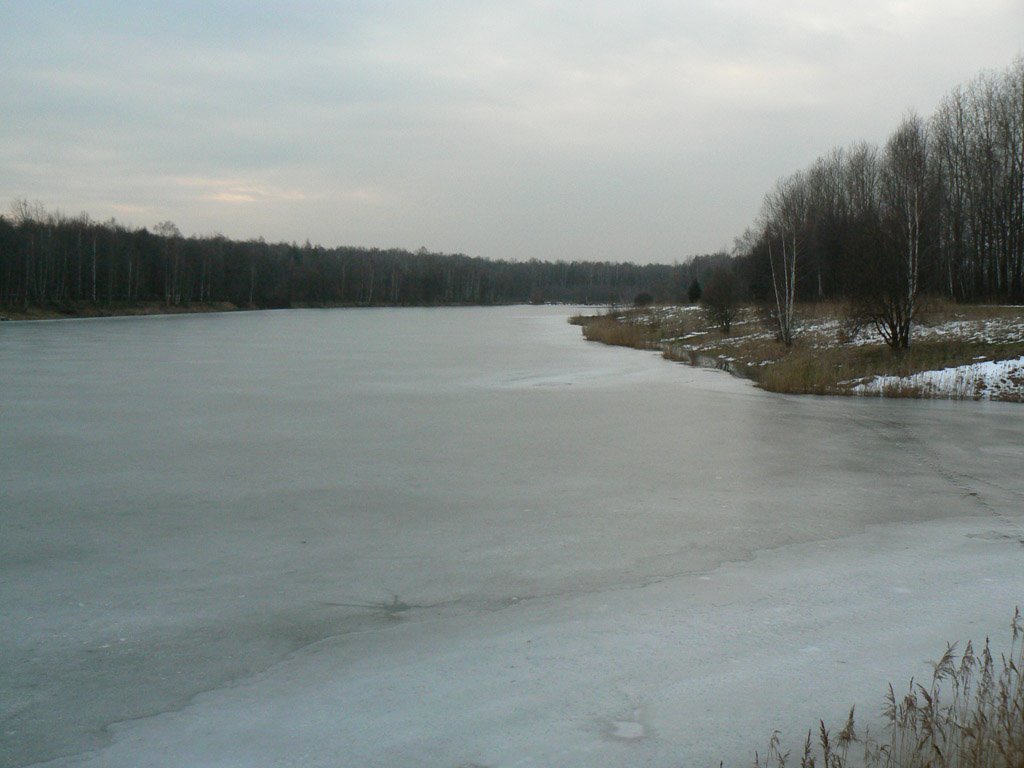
751,609 -> 1024,768
571,307 -> 691,350
581,315 -> 660,348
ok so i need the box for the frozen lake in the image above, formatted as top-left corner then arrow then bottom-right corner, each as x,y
2,306 -> 1023,767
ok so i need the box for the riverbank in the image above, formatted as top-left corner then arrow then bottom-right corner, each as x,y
0,300 -> 540,322
571,302 -> 1024,401
0,301 -> 242,321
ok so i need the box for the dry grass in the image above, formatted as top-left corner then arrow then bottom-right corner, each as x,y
916,297 -> 1024,324
580,314 -> 661,348
754,340 -> 1024,397
750,610 -> 1024,768
571,307 -> 695,350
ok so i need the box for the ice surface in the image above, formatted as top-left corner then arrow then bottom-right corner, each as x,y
1,307 -> 1022,767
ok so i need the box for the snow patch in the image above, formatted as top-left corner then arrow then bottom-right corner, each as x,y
853,356 -> 1024,400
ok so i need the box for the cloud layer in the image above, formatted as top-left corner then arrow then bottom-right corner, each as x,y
2,1 -> 1022,261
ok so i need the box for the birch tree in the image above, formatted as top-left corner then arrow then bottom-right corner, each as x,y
761,172 -> 809,346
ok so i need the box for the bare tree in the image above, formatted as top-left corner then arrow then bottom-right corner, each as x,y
851,115 -> 931,353
805,148 -> 847,300
932,85 -> 972,297
762,172 -> 809,346
153,221 -> 182,305
930,59 -> 1024,301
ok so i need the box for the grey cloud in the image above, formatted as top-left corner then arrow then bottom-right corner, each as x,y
1,1 -> 1022,261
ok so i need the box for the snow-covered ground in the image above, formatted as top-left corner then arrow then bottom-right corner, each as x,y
845,313 -> 1024,399
854,356 -> 1024,400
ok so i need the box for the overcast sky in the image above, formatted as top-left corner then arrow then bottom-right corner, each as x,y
2,2 -> 1022,263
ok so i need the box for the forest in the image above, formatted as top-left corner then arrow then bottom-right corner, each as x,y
1,59 -> 1020,317
0,205 -> 719,311
737,58 -> 1023,348
748,58 -> 1023,305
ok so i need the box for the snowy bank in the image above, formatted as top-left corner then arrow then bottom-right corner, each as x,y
853,356 -> 1024,400
577,305 -> 1024,400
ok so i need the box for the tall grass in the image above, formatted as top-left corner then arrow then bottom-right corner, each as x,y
571,308 -> 691,350
580,315 -> 661,348
754,340 -> 1024,397
751,610 -> 1024,768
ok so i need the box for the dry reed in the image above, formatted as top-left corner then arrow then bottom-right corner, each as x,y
750,609 -> 1024,768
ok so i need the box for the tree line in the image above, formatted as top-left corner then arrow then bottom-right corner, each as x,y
3,59 -> 1019,326
734,58 -> 1023,349
0,202 -> 732,312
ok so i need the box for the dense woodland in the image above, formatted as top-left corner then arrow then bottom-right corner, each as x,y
738,58 -> 1024,348
0,204 -> 722,310
1,60 -> 1020,318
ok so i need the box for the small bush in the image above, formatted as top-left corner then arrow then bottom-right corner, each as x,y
634,292 -> 654,308
702,267 -> 738,334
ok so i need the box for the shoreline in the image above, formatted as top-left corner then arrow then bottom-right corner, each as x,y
0,301 -> 243,322
571,303 -> 1024,402
9,301 -> 1022,402
0,300 -> 575,323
